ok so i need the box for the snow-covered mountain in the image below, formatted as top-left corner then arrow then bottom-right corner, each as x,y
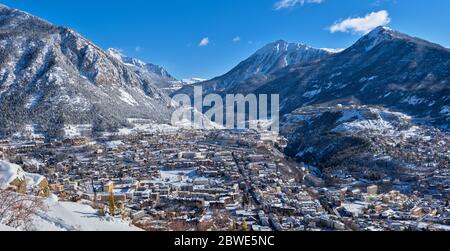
176,26 -> 449,130
238,40 -> 333,78
175,40 -> 333,96
256,26 -> 450,130
106,48 -> 180,93
181,77 -> 207,85
0,5 -> 174,138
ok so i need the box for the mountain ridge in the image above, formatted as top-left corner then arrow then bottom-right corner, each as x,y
254,26 -> 450,130
0,4 -> 175,138
175,39 -> 334,96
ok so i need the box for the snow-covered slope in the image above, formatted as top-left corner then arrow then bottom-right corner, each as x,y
0,160 -> 141,231
281,105 -> 413,142
0,194 -> 142,231
0,223 -> 16,231
331,108 -> 412,134
0,5 -> 174,137
30,195 -> 142,231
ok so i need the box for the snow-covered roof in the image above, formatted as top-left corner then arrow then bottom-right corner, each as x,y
0,160 -> 45,189
0,160 -> 26,189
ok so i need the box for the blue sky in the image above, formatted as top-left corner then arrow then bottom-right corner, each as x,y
2,0 -> 449,79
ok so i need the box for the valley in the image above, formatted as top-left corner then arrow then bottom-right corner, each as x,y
0,4 -> 448,231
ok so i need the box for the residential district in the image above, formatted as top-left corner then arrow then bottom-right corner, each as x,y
0,123 -> 448,231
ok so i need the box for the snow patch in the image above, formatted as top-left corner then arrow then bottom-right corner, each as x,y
118,89 -> 138,106
31,200 -> 142,231
303,89 -> 322,98
401,96 -> 425,105
333,119 -> 394,134
321,48 -> 345,53
440,106 -> 450,116
24,94 -> 41,109
63,124 -> 92,138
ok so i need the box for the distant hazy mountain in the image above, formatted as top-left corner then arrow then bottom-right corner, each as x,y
175,40 -> 334,96
181,77 -> 207,85
0,5 -> 174,137
253,27 -> 450,130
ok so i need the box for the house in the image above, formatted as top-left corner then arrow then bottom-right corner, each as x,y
63,137 -> 89,146
50,184 -> 65,192
367,185 -> 379,196
0,160 -> 49,197
103,181 -> 114,193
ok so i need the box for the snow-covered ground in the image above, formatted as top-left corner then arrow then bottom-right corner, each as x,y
170,107 -> 224,130
109,120 -> 179,137
0,194 -> 142,231
11,124 -> 45,140
28,195 -> 142,231
1,160 -> 141,231
332,108 -> 411,135
332,119 -> 395,134
0,223 -> 16,231
63,124 -> 93,138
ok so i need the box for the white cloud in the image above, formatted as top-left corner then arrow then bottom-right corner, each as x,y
199,37 -> 209,47
329,10 -> 391,34
274,0 -> 323,10
232,36 -> 241,42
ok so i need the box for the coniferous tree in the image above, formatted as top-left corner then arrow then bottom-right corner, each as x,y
241,219 -> 248,231
109,191 -> 116,216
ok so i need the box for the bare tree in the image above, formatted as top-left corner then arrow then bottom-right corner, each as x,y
0,189 -> 47,230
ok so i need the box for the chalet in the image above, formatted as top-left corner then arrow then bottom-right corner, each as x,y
0,161 -> 49,197
63,137 -> 89,146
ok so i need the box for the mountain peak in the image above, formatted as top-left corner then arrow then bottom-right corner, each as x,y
106,48 -> 178,86
256,40 -> 313,55
364,26 -> 397,41
174,38 -> 333,96
107,48 -> 146,68
348,26 -> 404,52
352,25 -> 448,53
369,26 -> 394,34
